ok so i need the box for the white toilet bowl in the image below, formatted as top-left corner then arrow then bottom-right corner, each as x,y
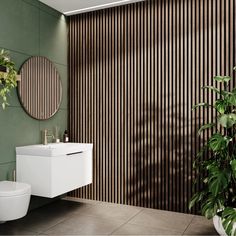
0,181 -> 31,222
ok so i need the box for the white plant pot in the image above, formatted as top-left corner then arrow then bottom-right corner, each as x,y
213,215 -> 227,236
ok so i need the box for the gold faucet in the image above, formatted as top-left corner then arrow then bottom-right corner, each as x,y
42,129 -> 54,145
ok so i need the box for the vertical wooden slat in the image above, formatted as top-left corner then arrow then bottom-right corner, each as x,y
68,0 -> 235,214
108,8 -> 112,203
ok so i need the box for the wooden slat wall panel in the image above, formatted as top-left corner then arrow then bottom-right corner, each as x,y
68,0 -> 236,213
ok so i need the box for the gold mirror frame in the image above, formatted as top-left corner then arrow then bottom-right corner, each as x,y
18,56 -> 62,120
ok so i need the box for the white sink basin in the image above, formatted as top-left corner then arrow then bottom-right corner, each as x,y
16,142 -> 93,157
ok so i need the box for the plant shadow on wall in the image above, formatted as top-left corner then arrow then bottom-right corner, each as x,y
128,97 -> 204,213
189,67 -> 236,236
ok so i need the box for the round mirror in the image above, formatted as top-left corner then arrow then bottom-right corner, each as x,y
18,56 -> 62,120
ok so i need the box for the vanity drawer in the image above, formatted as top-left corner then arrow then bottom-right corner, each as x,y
16,149 -> 93,198
51,151 -> 92,197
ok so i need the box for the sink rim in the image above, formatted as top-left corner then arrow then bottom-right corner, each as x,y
16,142 -> 93,157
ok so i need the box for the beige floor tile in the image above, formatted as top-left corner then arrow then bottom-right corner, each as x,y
129,209 -> 194,233
112,223 -> 183,235
72,202 -> 142,222
45,214 -> 124,235
189,215 -> 215,226
183,216 -> 217,235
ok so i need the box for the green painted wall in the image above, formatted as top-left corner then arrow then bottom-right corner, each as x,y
0,0 -> 67,181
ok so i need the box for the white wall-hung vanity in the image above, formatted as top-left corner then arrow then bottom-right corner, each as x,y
16,143 -> 93,198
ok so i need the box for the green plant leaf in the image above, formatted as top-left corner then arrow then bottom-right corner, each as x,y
218,114 -> 236,128
202,201 -> 215,219
208,171 -> 229,196
230,160 -> 236,179
202,86 -> 221,95
202,86 -> 230,97
201,195 -> 224,219
228,93 -> 236,106
221,207 -> 236,236
215,99 -> 227,114
222,207 -> 236,217
189,192 -> 200,209
189,191 -> 206,209
233,66 -> 236,71
192,103 -> 210,110
222,218 -> 233,236
208,133 -> 227,151
197,123 -> 216,135
214,76 -> 232,83
207,164 -> 230,196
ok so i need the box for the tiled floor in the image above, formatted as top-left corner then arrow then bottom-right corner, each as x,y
0,197 -> 217,235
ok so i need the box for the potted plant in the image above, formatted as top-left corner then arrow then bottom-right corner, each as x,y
189,66 -> 236,236
0,49 -> 18,109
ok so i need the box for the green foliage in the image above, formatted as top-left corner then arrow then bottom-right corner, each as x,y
202,85 -> 222,95
215,99 -> 227,114
214,75 -> 232,83
189,67 -> 236,236
201,195 -> 225,219
207,165 -> 230,196
231,160 -> 236,179
218,114 -> 236,128
222,208 -> 236,236
192,102 -> 210,110
208,133 -> 228,152
197,123 -> 215,135
0,49 -> 18,109
228,93 -> 236,106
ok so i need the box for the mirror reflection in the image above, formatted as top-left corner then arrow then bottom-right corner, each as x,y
18,56 -> 62,120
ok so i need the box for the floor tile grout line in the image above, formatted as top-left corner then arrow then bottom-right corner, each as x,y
118,209 -> 195,235
182,215 -> 195,235
39,216 -> 72,234
37,204 -> 95,234
66,199 -> 145,221
123,222 -> 187,235
109,208 -> 145,235
121,221 -> 185,235
114,220 -> 185,236
40,202 -> 107,234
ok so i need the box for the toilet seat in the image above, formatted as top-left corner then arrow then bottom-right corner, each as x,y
0,181 -> 31,197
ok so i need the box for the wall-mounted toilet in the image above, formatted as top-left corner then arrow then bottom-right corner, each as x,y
0,181 -> 31,223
